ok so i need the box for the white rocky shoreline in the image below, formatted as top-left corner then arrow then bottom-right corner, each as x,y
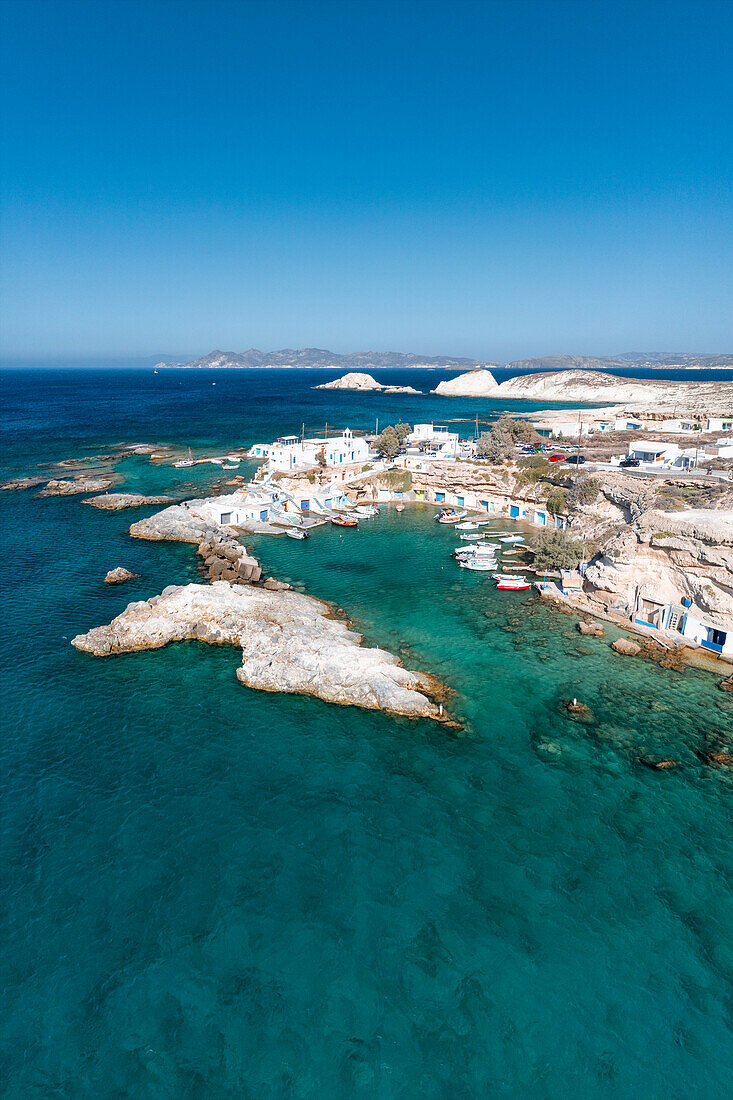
72,581 -> 451,721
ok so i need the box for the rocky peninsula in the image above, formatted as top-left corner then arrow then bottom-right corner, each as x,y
433,368 -> 732,413
72,581 -> 449,720
315,372 -> 421,394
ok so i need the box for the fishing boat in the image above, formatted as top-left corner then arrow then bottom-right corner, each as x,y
435,509 -> 466,524
174,447 -> 196,468
395,503 -> 405,512
286,528 -> 309,540
221,463 -> 239,470
331,514 -> 359,528
355,505 -> 379,518
459,558 -> 495,572
500,534 -> 525,543
459,532 -> 483,540
496,578 -> 531,590
455,521 -> 478,531
493,572 -> 526,580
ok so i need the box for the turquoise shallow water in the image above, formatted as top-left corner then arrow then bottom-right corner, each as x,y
1,369 -> 732,1098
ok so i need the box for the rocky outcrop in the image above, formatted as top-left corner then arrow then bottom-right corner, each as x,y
315,372 -> 420,394
1,476 -> 47,491
197,533 -> 261,584
71,582 -> 449,720
612,637 -> 641,656
719,675 -> 733,693
104,567 -> 140,584
432,367 -> 732,413
577,621 -> 604,636
38,476 -> 117,496
584,508 -> 733,630
85,493 -> 176,510
129,502 -> 217,544
432,369 -> 499,396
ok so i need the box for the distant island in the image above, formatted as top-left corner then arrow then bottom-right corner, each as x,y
156,348 -> 484,370
155,348 -> 732,371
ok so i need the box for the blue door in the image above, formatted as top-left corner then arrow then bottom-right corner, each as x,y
300,500 -> 309,512
457,496 -> 464,507
259,509 -> 268,521
436,492 -> 445,502
510,505 -> 519,518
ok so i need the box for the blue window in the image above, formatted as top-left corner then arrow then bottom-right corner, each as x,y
436,492 -> 445,502
457,496 -> 464,507
480,500 -> 489,510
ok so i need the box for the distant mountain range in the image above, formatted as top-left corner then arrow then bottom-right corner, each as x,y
507,353 -> 733,371
156,348 -> 733,371
156,348 -> 483,370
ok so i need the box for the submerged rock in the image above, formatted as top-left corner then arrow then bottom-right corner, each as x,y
718,675 -> 733,694
637,757 -> 679,771
71,582 -> 449,720
577,621 -> 605,637
86,493 -> 176,510
563,698 -> 594,722
697,750 -> 733,769
612,637 -> 641,656
104,567 -> 140,585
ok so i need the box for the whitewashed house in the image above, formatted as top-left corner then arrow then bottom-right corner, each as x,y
407,424 -> 460,457
706,417 -> 733,433
249,428 -> 371,472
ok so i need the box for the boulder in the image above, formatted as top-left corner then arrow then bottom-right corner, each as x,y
637,757 -> 678,771
697,750 -> 733,769
577,621 -> 605,636
85,493 -> 175,510
263,577 -> 291,591
104,567 -> 140,585
718,675 -> 733,694
612,637 -> 641,656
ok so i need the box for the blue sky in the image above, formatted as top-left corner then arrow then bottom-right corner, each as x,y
1,0 -> 731,362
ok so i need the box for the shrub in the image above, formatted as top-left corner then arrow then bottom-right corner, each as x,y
570,477 -> 601,507
361,464 -> 373,473
531,529 -> 584,571
545,487 -> 568,515
385,468 -> 411,491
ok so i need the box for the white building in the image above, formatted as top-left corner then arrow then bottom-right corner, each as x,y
706,417 -> 733,433
626,440 -> 684,466
249,428 -> 371,472
407,423 -> 460,457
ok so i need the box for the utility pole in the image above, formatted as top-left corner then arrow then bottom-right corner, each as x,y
475,413 -> 479,441
375,417 -> 379,437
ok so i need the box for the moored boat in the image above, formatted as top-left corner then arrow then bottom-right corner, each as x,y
435,509 -> 466,524
286,527 -> 309,540
455,521 -> 478,531
500,534 -> 525,543
496,577 -> 530,590
331,514 -> 359,528
459,558 -> 495,572
174,447 -> 196,468
459,532 -> 483,540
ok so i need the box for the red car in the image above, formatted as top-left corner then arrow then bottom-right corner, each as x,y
548,454 -> 566,462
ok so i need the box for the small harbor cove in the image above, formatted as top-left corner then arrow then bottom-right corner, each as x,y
1,369 -> 731,1098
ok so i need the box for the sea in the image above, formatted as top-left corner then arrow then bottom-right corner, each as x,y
1,367 -> 731,1099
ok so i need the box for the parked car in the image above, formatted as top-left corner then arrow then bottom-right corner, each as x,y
548,454 -> 565,462
620,458 -> 640,468
565,455 -> 586,464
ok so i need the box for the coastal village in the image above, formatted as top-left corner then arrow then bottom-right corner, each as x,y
111,367 -> 732,669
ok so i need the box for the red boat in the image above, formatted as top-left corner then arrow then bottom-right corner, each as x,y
331,514 -> 359,528
496,579 -> 530,590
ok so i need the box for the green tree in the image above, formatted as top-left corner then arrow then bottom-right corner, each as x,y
375,425 -> 400,458
531,529 -> 584,571
394,421 -> 412,441
476,426 -> 513,463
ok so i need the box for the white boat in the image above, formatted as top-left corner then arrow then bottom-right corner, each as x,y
436,509 -> 466,524
496,577 -> 531,590
395,504 -> 405,512
500,535 -> 525,543
455,521 -> 478,531
355,505 -> 379,518
492,572 -> 526,580
453,544 -> 497,556
459,558 -> 495,572
174,447 -> 196,468
459,532 -> 483,540
286,528 -> 308,540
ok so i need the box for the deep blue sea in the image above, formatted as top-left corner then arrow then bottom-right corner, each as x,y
1,368 -> 731,1098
